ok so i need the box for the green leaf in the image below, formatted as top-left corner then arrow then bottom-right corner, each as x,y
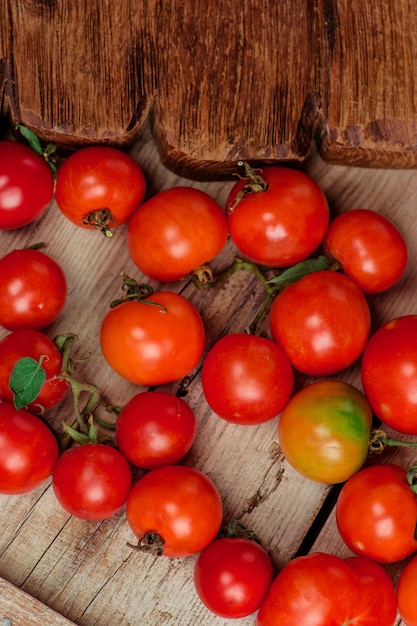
267,255 -> 331,287
17,124 -> 44,157
9,356 -> 47,410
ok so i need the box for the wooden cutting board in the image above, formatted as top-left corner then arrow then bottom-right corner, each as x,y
2,0 -> 417,177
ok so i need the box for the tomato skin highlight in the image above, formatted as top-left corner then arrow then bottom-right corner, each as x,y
100,292 -> 205,386
226,166 -> 329,268
323,208 -> 408,293
201,333 -> 294,425
336,463 -> 417,563
116,391 -> 197,469
194,537 -> 273,618
127,186 -> 229,282
0,248 -> 67,331
269,270 -> 371,376
0,402 -> 59,494
0,140 -> 54,230
126,465 -> 223,557
397,552 -> 417,626
278,380 -> 373,484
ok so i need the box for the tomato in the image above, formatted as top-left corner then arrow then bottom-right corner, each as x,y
201,333 -> 294,425
55,146 -> 146,235
0,140 -> 54,230
0,248 -> 67,331
256,552 -> 397,626
323,208 -> 408,293
269,270 -> 371,376
126,465 -> 223,557
100,292 -> 205,386
278,380 -> 373,484
225,165 -> 329,267
116,391 -> 197,469
336,463 -> 417,563
127,186 -> 229,282
194,536 -> 273,618
0,402 -> 59,494
398,552 -> 417,626
361,315 -> 417,435
52,443 -> 132,520
0,329 -> 69,414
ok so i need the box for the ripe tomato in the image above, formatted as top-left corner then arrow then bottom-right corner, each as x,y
269,270 -> 371,376
194,536 -> 273,618
116,391 -> 197,469
201,333 -> 294,425
225,165 -> 329,267
0,402 -> 59,494
361,315 -> 417,435
55,146 -> 146,236
256,552 -> 397,626
52,443 -> 132,520
0,248 -> 67,331
397,552 -> 417,626
127,186 -> 229,282
0,140 -> 54,230
336,463 -> 417,563
278,380 -> 373,484
126,465 -> 223,557
0,329 -> 69,413
100,292 -> 205,386
323,208 -> 408,293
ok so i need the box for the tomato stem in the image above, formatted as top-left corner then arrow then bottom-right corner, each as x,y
407,464 -> 417,495
368,429 -> 417,455
227,161 -> 268,214
127,532 -> 165,557
82,208 -> 115,238
110,272 -> 167,312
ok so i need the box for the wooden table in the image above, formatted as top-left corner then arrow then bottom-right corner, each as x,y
0,121 -> 415,625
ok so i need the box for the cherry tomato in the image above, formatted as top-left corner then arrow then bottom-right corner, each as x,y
52,443 -> 132,520
0,402 -> 59,494
201,333 -> 294,425
361,315 -> 417,435
100,292 -> 205,386
336,463 -> 417,563
116,391 -> 197,469
194,536 -> 273,618
127,186 -> 229,282
269,270 -> 371,376
0,330 -> 69,413
278,380 -> 373,484
0,248 -> 67,331
397,552 -> 417,626
126,465 -> 223,557
225,165 -> 329,267
0,140 -> 54,230
323,208 -> 408,293
257,552 -> 397,626
55,146 -> 146,235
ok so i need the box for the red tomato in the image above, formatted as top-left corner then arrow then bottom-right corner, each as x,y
256,552 -> 397,626
0,140 -> 54,230
0,248 -> 67,331
116,391 -> 197,469
194,536 -> 273,618
336,464 -> 417,563
324,208 -> 408,293
126,465 -> 223,557
397,552 -> 417,626
100,292 -> 205,386
361,315 -> 417,435
201,333 -> 294,425
52,443 -> 132,520
278,380 -> 373,484
225,165 -> 329,267
0,402 -> 59,494
269,270 -> 371,376
0,330 -> 69,413
127,187 -> 229,282
55,146 -> 146,235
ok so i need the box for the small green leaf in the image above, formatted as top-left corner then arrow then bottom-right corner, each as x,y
17,124 -> 44,157
9,356 -> 47,410
267,255 -> 331,287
